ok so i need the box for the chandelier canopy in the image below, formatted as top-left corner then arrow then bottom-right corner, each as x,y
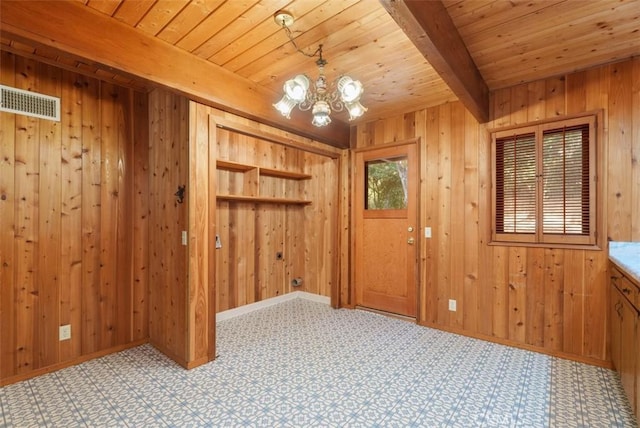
272,12 -> 367,127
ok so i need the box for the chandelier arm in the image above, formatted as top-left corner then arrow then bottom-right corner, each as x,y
297,100 -> 314,111
330,100 -> 345,113
325,87 -> 344,112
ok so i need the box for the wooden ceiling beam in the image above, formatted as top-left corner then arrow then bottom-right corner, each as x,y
380,0 -> 489,123
0,0 -> 350,148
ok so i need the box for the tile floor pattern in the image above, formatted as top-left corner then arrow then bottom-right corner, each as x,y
0,298 -> 637,427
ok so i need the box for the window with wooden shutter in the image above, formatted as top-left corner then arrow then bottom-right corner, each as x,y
491,115 -> 597,247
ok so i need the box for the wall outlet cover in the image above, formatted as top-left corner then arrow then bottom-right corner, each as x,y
59,324 -> 71,341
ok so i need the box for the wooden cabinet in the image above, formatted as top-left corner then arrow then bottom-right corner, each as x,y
637,320 -> 640,418
610,262 -> 640,417
216,159 -> 312,205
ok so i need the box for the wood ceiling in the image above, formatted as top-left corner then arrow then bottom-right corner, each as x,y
1,0 -> 639,147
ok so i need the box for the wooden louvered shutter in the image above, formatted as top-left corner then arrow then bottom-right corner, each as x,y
494,128 -> 537,242
540,117 -> 595,245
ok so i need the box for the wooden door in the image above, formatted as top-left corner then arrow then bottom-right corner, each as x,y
354,142 -> 418,317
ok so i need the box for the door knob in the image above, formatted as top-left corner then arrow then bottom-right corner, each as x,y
407,237 -> 415,245
408,226 -> 414,232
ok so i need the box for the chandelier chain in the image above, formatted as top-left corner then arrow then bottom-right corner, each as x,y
278,19 -> 323,61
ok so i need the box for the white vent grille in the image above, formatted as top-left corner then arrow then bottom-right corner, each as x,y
0,84 -> 60,121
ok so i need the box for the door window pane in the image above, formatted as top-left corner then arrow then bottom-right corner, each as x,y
365,157 -> 408,210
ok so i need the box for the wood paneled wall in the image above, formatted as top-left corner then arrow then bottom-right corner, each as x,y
147,90 -> 191,365
350,57 -> 640,364
213,125 -> 341,312
147,91 -> 214,369
0,51 -> 149,384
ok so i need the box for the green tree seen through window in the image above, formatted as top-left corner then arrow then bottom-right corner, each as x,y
365,157 -> 408,210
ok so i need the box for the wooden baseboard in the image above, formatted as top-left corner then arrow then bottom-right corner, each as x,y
148,340 -> 213,370
0,338 -> 149,387
419,321 -> 612,369
355,306 -> 417,323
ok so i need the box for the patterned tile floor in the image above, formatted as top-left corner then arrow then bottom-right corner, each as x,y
0,298 -> 637,427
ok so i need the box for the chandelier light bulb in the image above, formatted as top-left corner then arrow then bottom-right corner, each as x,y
273,94 -> 297,118
345,100 -> 368,121
337,76 -> 364,103
284,75 -> 309,102
311,100 -> 332,127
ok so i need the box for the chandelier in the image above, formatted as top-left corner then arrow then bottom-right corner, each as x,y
272,11 -> 367,127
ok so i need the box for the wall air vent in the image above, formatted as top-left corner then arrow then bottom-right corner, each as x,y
0,84 -> 60,122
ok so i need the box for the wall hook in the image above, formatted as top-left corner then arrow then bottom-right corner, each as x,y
175,185 -> 185,204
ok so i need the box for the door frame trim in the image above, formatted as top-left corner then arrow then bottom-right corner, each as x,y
349,137 -> 421,320
351,137 -> 421,154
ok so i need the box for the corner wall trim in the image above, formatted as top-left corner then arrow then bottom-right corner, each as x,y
216,292 -> 330,322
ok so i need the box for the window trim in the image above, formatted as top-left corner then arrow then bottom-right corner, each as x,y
490,113 -> 601,249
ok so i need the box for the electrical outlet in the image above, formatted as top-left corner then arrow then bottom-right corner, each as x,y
59,324 -> 71,341
448,299 -> 457,312
424,227 -> 432,238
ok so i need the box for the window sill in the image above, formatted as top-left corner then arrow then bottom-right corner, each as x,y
488,240 -> 603,251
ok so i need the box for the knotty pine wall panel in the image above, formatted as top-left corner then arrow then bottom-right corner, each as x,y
59,67 -> 83,362
1,52 -> 19,379
187,102 -> 213,365
132,92 -> 150,343
0,52 -> 149,384
215,201 -> 257,309
350,57 -> 640,364
255,205 -> 286,301
304,154 -> 339,297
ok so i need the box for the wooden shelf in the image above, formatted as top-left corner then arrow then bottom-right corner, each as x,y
216,194 -> 311,205
216,159 -> 312,180
259,167 -> 312,180
216,159 -> 256,172
216,159 -> 312,205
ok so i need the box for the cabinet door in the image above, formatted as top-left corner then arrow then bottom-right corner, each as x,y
637,319 -> 640,417
611,286 -> 622,370
620,296 -> 636,414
